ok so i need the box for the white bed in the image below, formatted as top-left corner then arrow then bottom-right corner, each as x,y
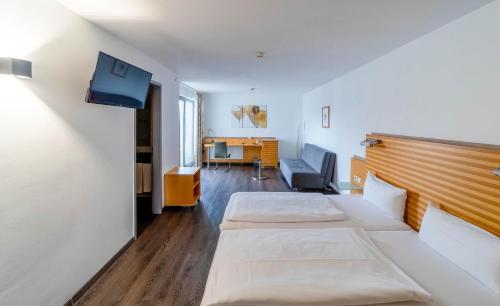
367,230 -> 499,306
201,229 -> 500,306
220,192 -> 411,231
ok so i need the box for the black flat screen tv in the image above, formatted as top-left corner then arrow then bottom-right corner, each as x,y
85,52 -> 152,109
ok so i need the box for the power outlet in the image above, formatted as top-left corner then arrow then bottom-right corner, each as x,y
354,176 -> 362,184
493,168 -> 500,177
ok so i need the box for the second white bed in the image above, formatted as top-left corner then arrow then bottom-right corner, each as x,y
220,192 -> 411,231
201,229 -> 499,306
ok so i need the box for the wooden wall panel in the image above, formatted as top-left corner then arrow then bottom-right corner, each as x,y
365,133 -> 500,236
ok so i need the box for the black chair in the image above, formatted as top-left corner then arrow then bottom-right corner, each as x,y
214,142 -> 231,172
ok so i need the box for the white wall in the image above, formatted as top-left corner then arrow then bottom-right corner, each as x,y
303,0 -> 500,182
0,1 -> 179,305
203,92 -> 302,159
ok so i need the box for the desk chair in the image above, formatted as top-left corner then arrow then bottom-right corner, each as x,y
214,142 -> 231,172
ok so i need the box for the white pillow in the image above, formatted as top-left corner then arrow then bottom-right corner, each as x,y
363,171 -> 407,220
419,203 -> 500,293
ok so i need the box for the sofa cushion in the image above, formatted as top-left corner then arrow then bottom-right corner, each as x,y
279,144 -> 336,190
302,143 -> 329,175
280,159 -> 317,174
280,159 -> 324,189
323,152 -> 336,185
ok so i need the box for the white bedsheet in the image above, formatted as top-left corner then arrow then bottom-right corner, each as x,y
367,231 -> 500,306
224,192 -> 346,222
220,193 -> 411,231
201,228 -> 432,306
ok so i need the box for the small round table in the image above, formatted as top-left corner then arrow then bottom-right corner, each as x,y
333,182 -> 363,195
252,159 -> 268,181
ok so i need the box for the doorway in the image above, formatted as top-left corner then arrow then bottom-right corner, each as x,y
179,95 -> 197,166
135,82 -> 162,238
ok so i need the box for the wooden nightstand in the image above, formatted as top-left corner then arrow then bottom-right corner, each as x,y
333,182 -> 363,195
164,167 -> 201,207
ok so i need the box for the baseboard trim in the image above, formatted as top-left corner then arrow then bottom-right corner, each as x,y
65,237 -> 135,305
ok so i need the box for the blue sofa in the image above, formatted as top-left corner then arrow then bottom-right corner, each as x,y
280,143 -> 336,190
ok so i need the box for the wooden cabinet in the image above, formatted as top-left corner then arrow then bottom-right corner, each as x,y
261,139 -> 278,167
164,167 -> 201,207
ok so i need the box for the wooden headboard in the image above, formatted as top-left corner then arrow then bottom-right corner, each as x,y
365,133 -> 500,236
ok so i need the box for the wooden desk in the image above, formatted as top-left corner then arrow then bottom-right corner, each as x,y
164,167 -> 201,207
203,137 -> 278,168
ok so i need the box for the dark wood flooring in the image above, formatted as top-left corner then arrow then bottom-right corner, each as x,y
136,196 -> 156,237
76,165 -> 291,306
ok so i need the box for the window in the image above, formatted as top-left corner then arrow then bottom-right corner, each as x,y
179,96 -> 198,166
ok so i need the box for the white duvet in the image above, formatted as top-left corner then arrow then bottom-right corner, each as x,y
224,192 -> 345,222
201,228 -> 432,306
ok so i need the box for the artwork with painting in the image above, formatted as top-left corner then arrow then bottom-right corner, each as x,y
231,105 -> 267,128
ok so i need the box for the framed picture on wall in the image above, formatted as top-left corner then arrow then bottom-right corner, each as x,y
322,106 -> 330,128
231,105 -> 243,128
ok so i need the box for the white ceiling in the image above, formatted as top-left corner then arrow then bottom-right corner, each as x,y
59,0 -> 493,94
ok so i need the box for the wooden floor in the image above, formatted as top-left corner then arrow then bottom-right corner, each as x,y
76,165 -> 290,306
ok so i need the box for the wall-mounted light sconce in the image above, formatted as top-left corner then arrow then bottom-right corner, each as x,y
360,138 -> 382,147
0,58 -> 32,78
492,168 -> 500,177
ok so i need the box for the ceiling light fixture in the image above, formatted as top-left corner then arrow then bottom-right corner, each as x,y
0,58 -> 32,79
256,51 -> 265,58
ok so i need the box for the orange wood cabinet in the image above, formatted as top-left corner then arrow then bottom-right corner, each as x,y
261,139 -> 278,167
164,167 -> 201,207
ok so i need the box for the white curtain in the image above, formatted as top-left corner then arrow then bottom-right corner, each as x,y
197,93 -> 203,166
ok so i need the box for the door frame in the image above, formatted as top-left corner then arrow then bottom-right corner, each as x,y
133,81 -> 162,239
150,81 -> 163,215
